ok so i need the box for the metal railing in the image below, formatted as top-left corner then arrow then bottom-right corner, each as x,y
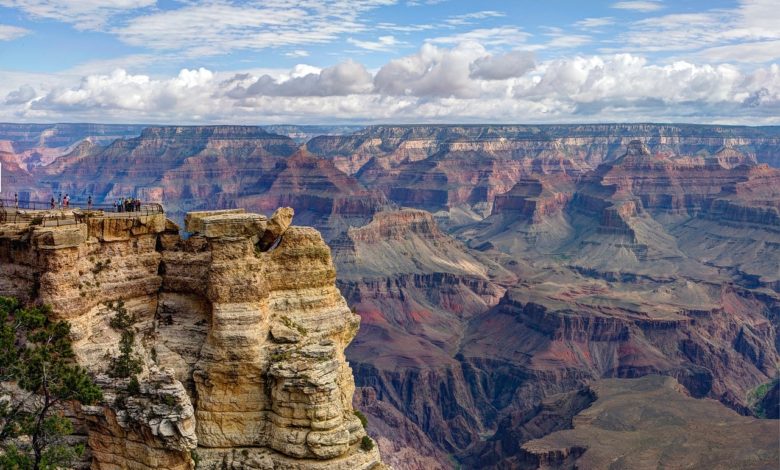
0,198 -> 164,226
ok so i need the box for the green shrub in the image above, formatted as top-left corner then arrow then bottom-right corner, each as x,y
360,435 -> 374,451
107,330 -> 142,378
354,410 -> 368,428
108,300 -> 134,330
126,375 -> 141,395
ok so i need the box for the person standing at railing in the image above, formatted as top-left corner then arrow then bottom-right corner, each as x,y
50,197 -> 55,210
88,195 -> 93,210
14,193 -> 18,209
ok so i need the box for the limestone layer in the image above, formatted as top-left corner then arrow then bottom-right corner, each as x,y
0,208 -> 384,470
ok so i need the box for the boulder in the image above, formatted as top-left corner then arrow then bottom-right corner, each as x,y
258,207 -> 294,250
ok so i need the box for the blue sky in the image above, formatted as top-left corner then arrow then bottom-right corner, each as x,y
0,0 -> 778,124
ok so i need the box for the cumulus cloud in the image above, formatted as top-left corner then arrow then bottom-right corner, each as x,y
225,60 -> 373,98
374,42 -> 489,98
34,68 -> 216,116
4,85 -> 36,104
3,43 -> 780,124
516,55 -> 750,108
469,51 -> 535,80
0,24 -> 30,40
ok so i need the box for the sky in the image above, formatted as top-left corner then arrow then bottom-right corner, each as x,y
0,0 -> 779,125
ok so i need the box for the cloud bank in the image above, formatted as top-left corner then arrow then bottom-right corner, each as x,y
4,41 -> 778,124
1,0 -> 780,124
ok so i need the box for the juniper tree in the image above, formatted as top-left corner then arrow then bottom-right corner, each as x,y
0,296 -> 102,470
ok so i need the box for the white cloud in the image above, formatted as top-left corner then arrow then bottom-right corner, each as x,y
0,24 -> 30,40
0,0 -> 155,30
34,68 -> 217,116
3,42 -> 780,125
406,0 -> 447,6
225,60 -> 373,98
374,42 -> 489,98
469,51 -> 535,80
429,26 -> 530,47
609,0 -> 780,59
376,22 -> 435,32
575,17 -> 616,29
444,10 -> 505,27
700,40 -> 780,63
541,32 -> 591,49
611,1 -> 664,12
516,55 -> 748,107
348,35 -> 401,52
4,85 -> 36,104
114,1 -> 397,56
285,50 -> 310,58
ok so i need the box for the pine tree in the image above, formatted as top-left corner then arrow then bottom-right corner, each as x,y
0,296 -> 102,469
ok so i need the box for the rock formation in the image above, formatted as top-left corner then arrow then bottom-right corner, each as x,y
520,376 -> 779,470
0,206 -> 385,469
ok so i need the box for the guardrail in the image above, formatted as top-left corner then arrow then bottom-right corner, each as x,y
0,198 -> 164,226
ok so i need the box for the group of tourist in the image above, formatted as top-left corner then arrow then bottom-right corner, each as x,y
115,197 -> 142,213
10,193 -> 144,212
49,193 -> 71,209
43,193 -> 94,210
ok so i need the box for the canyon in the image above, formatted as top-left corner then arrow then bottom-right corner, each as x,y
0,123 -> 778,468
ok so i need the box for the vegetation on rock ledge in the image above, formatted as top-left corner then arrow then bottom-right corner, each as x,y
360,435 -> 374,452
0,296 -> 102,469
106,300 -> 142,380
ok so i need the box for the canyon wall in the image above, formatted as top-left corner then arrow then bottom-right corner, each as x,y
0,207 -> 385,469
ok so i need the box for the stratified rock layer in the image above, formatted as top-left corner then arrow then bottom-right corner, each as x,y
0,208 -> 384,470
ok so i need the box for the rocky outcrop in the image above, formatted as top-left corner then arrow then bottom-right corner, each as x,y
0,208 -> 385,469
491,176 -> 573,223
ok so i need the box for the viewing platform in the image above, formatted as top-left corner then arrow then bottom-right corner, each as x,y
0,198 -> 167,248
0,198 -> 164,227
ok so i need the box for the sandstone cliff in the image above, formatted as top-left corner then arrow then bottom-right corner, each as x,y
0,207 -> 385,469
